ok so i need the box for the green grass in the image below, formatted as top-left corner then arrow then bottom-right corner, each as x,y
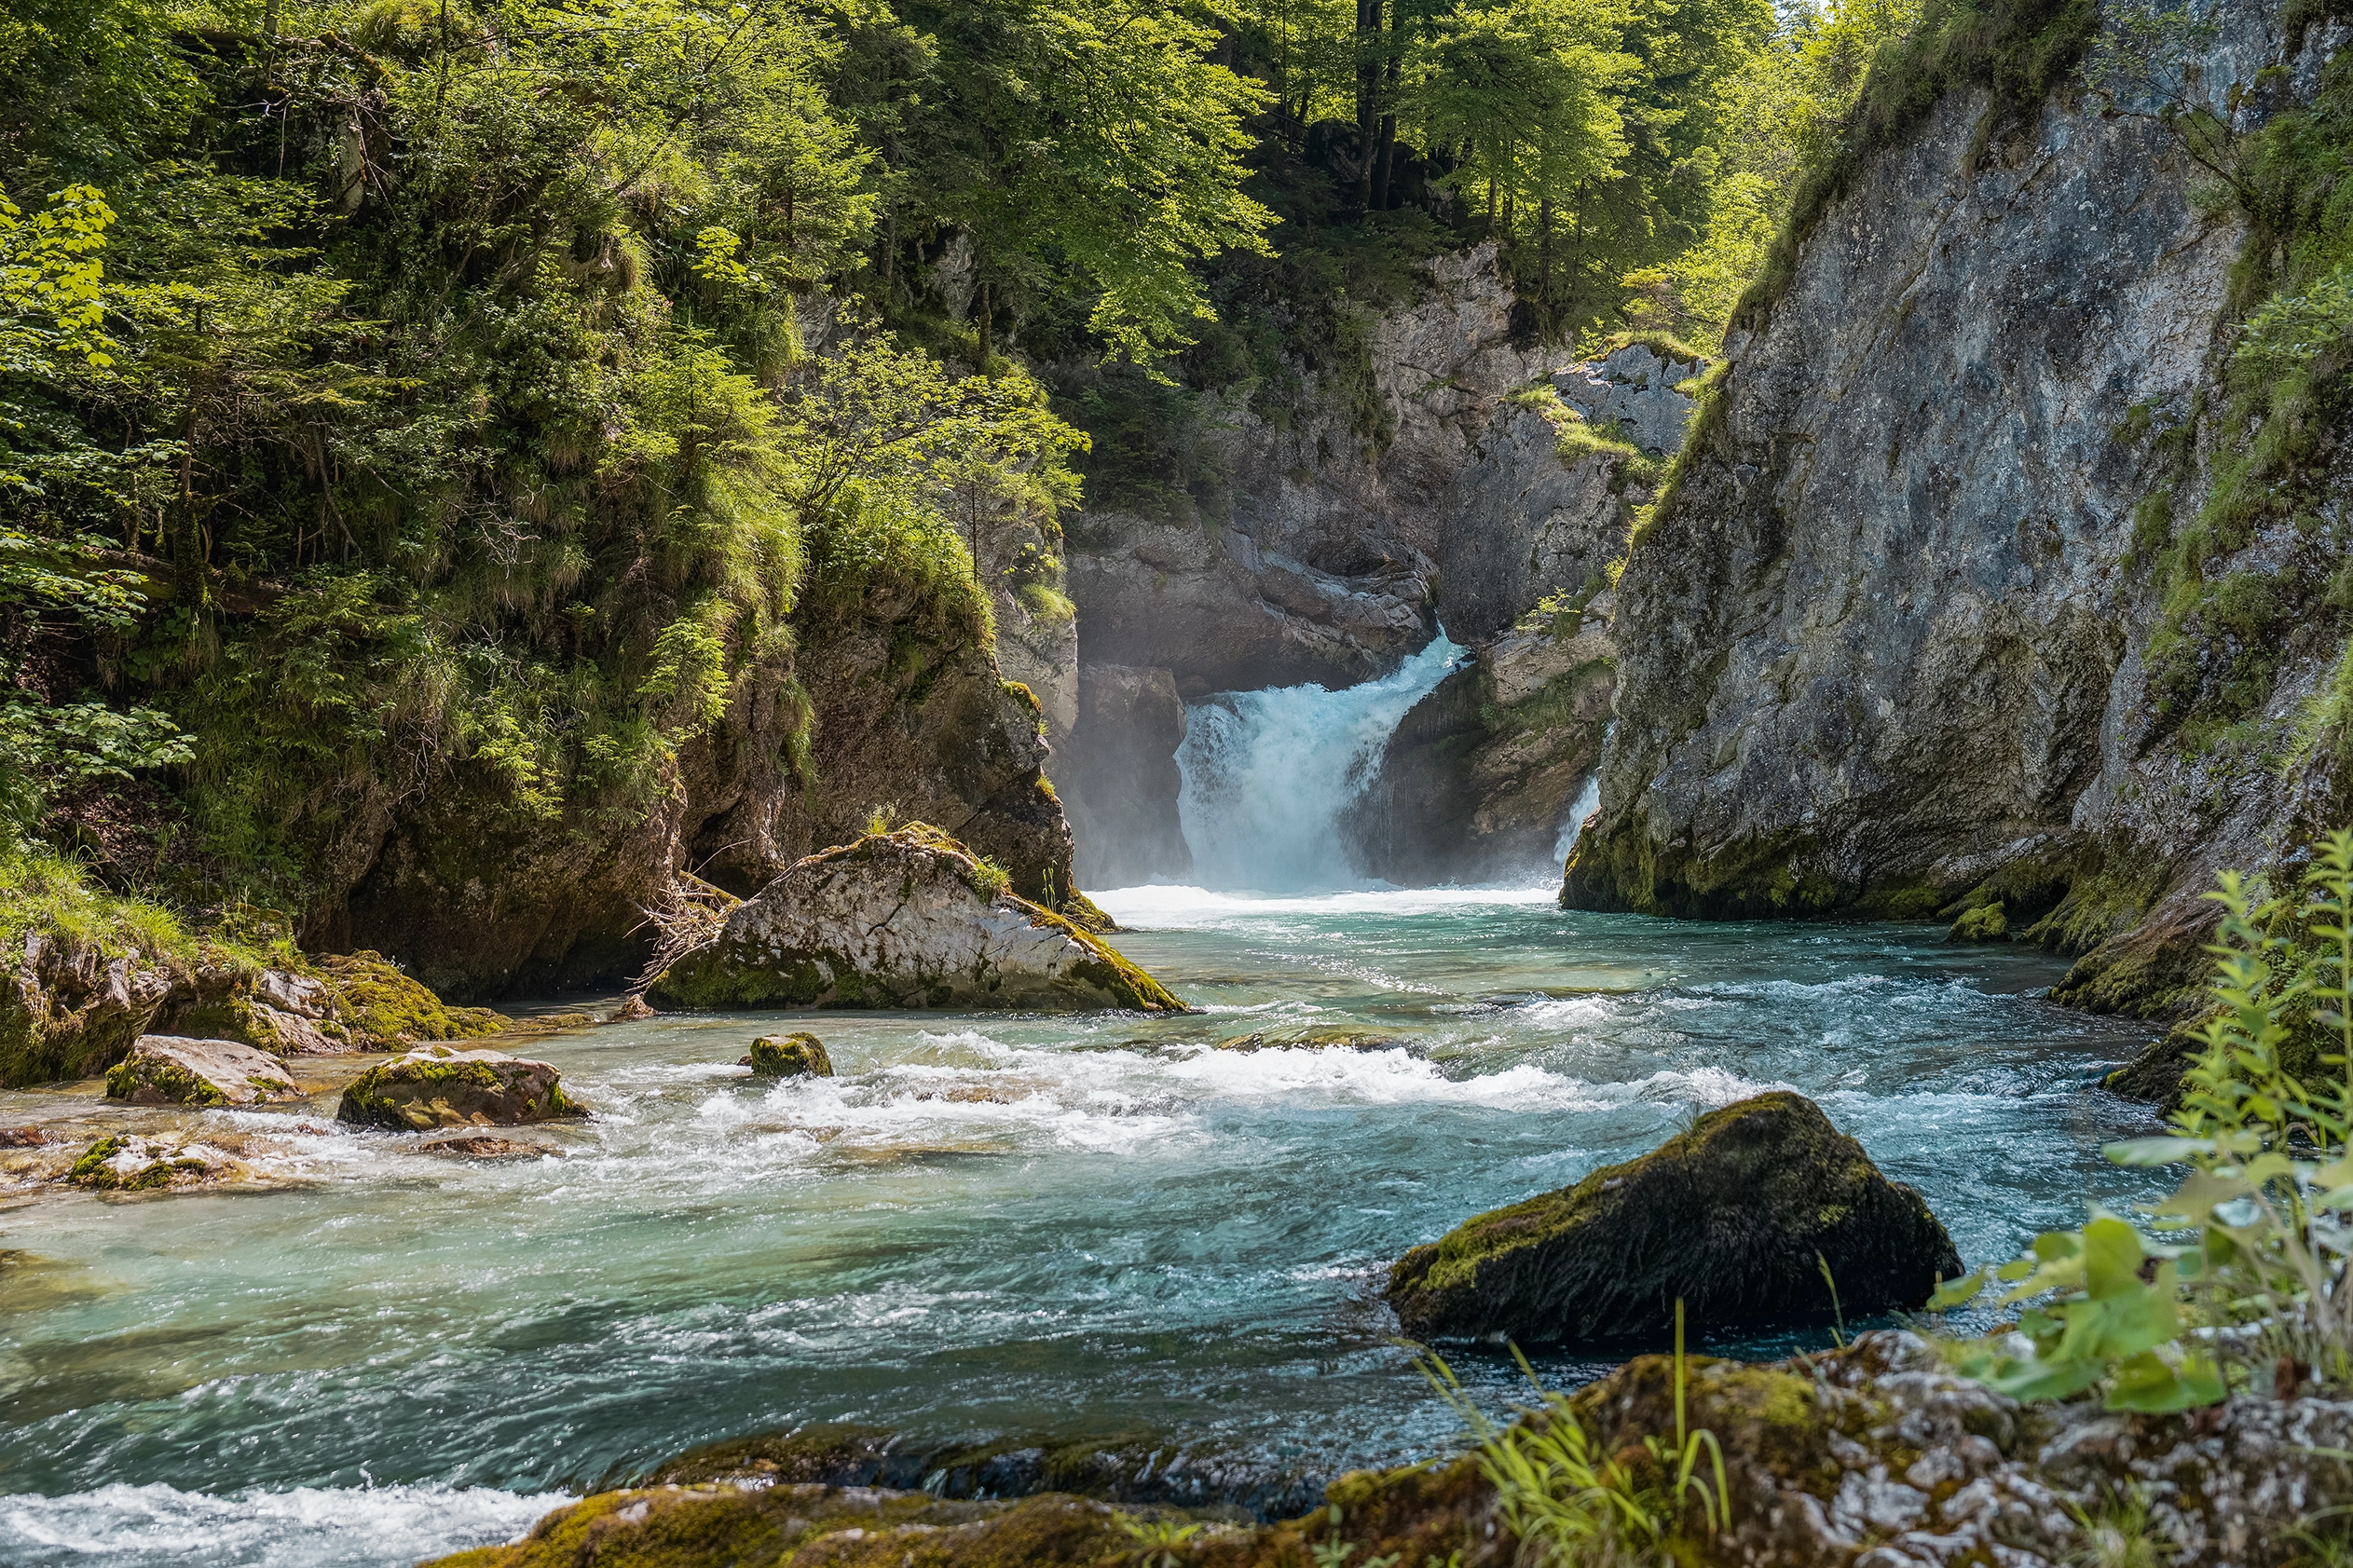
0,845 -> 197,964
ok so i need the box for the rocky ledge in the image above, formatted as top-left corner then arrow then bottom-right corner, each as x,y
2,933 -> 504,1089
649,825 -> 1183,1013
1388,1092 -> 1960,1343
426,1329 -> 2353,1568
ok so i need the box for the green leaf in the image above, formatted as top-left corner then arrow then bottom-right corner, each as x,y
2104,1136 -> 2207,1166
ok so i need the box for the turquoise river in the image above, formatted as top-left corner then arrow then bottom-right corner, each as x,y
0,885 -> 2163,1566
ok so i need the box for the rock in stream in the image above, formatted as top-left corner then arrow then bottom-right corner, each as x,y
649,825 -> 1183,1013
1387,1091 -> 1961,1343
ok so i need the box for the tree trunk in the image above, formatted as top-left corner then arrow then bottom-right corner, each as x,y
1373,4 -> 1402,210
1354,0 -> 1382,212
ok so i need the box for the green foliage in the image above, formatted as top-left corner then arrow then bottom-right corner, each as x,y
1936,831 -> 2353,1406
1417,1306 -> 1729,1566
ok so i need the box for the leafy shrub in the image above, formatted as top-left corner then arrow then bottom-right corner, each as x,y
1936,829 -> 2353,1406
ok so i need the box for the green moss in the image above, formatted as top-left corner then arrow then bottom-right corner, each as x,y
1949,902 -> 2008,942
313,951 -> 504,1049
66,1135 -> 127,1186
747,1033 -> 832,1077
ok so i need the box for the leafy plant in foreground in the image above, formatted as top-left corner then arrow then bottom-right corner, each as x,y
1418,1301 -> 1728,1566
1935,829 -> 2353,1408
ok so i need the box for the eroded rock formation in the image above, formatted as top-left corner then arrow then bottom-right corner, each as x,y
1565,1 -> 2346,1025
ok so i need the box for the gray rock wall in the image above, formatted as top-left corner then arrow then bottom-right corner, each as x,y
1567,0 -> 2345,1016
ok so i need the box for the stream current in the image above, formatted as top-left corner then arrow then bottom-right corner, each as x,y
1,888 -> 2163,1567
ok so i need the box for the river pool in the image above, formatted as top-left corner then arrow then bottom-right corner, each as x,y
0,886 -> 2161,1566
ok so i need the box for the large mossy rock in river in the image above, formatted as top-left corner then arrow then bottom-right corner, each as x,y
1387,1091 -> 1960,1343
104,1035 -> 300,1108
335,1046 -> 584,1130
649,825 -> 1183,1013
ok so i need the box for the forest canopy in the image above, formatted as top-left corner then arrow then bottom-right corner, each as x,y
0,0 -> 1919,917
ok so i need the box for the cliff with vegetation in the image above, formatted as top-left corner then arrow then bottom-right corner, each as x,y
1566,0 -> 2353,1026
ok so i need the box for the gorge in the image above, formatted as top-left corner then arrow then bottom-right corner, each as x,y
7,0 -> 2353,1562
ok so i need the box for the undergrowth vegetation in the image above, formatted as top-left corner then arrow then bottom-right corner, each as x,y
1935,831 -> 2353,1409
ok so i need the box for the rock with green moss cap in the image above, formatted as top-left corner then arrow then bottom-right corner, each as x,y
335,1045 -> 585,1130
744,1033 -> 831,1077
649,825 -> 1183,1014
1387,1091 -> 1960,1344
104,1035 -> 300,1108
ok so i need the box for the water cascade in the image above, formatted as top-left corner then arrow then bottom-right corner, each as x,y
1553,761 -> 1604,868
1173,631 -> 1466,893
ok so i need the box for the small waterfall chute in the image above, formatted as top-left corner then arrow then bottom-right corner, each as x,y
1553,772 -> 1601,868
1174,632 -> 1466,893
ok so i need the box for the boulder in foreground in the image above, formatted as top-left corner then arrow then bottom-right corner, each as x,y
1387,1091 -> 1960,1343
335,1046 -> 584,1130
104,1035 -> 300,1108
649,825 -> 1183,1013
744,1033 -> 831,1077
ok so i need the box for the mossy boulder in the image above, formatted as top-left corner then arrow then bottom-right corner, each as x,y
104,1035 -> 300,1108
1386,1091 -> 1962,1343
1949,901 -> 2007,941
744,1033 -> 831,1077
649,825 -> 1183,1014
335,1045 -> 585,1130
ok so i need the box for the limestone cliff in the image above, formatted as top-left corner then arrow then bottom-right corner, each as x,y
1565,0 -> 2349,1022
1058,250 -> 1686,887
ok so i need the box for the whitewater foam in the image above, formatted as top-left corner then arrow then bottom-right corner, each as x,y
0,1480 -> 568,1567
1173,632 -> 1466,893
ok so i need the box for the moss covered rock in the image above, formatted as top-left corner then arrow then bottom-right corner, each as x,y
1386,1091 -> 1961,1343
335,1045 -> 585,1130
649,825 -> 1183,1014
1215,1027 -> 1403,1052
1948,901 -> 2007,941
63,1132 -> 245,1192
103,1035 -> 299,1108
745,1033 -> 832,1077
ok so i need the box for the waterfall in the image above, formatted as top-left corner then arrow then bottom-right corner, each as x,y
1553,772 -> 1601,867
1174,631 -> 1466,893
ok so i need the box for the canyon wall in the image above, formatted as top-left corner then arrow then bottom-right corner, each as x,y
1566,0 -> 2349,1021
1057,249 -> 1656,887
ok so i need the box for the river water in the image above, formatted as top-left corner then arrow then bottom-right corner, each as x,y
0,885 -> 2162,1568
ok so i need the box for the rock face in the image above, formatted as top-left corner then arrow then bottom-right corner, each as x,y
1550,344 -> 1700,457
1387,1092 -> 1959,1343
1058,663 -> 1193,888
429,1328 -> 2353,1568
649,825 -> 1184,1013
1565,1 -> 2343,1026
0,934 -> 503,1089
104,1036 -> 300,1108
746,1033 -> 832,1077
335,1046 -> 583,1129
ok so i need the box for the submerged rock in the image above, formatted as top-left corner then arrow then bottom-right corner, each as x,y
648,825 -> 1183,1014
1214,1027 -> 1402,1053
63,1132 -> 248,1192
743,1033 -> 831,1077
413,1135 -> 548,1158
335,1046 -> 584,1130
1387,1091 -> 1960,1343
103,1035 -> 301,1108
